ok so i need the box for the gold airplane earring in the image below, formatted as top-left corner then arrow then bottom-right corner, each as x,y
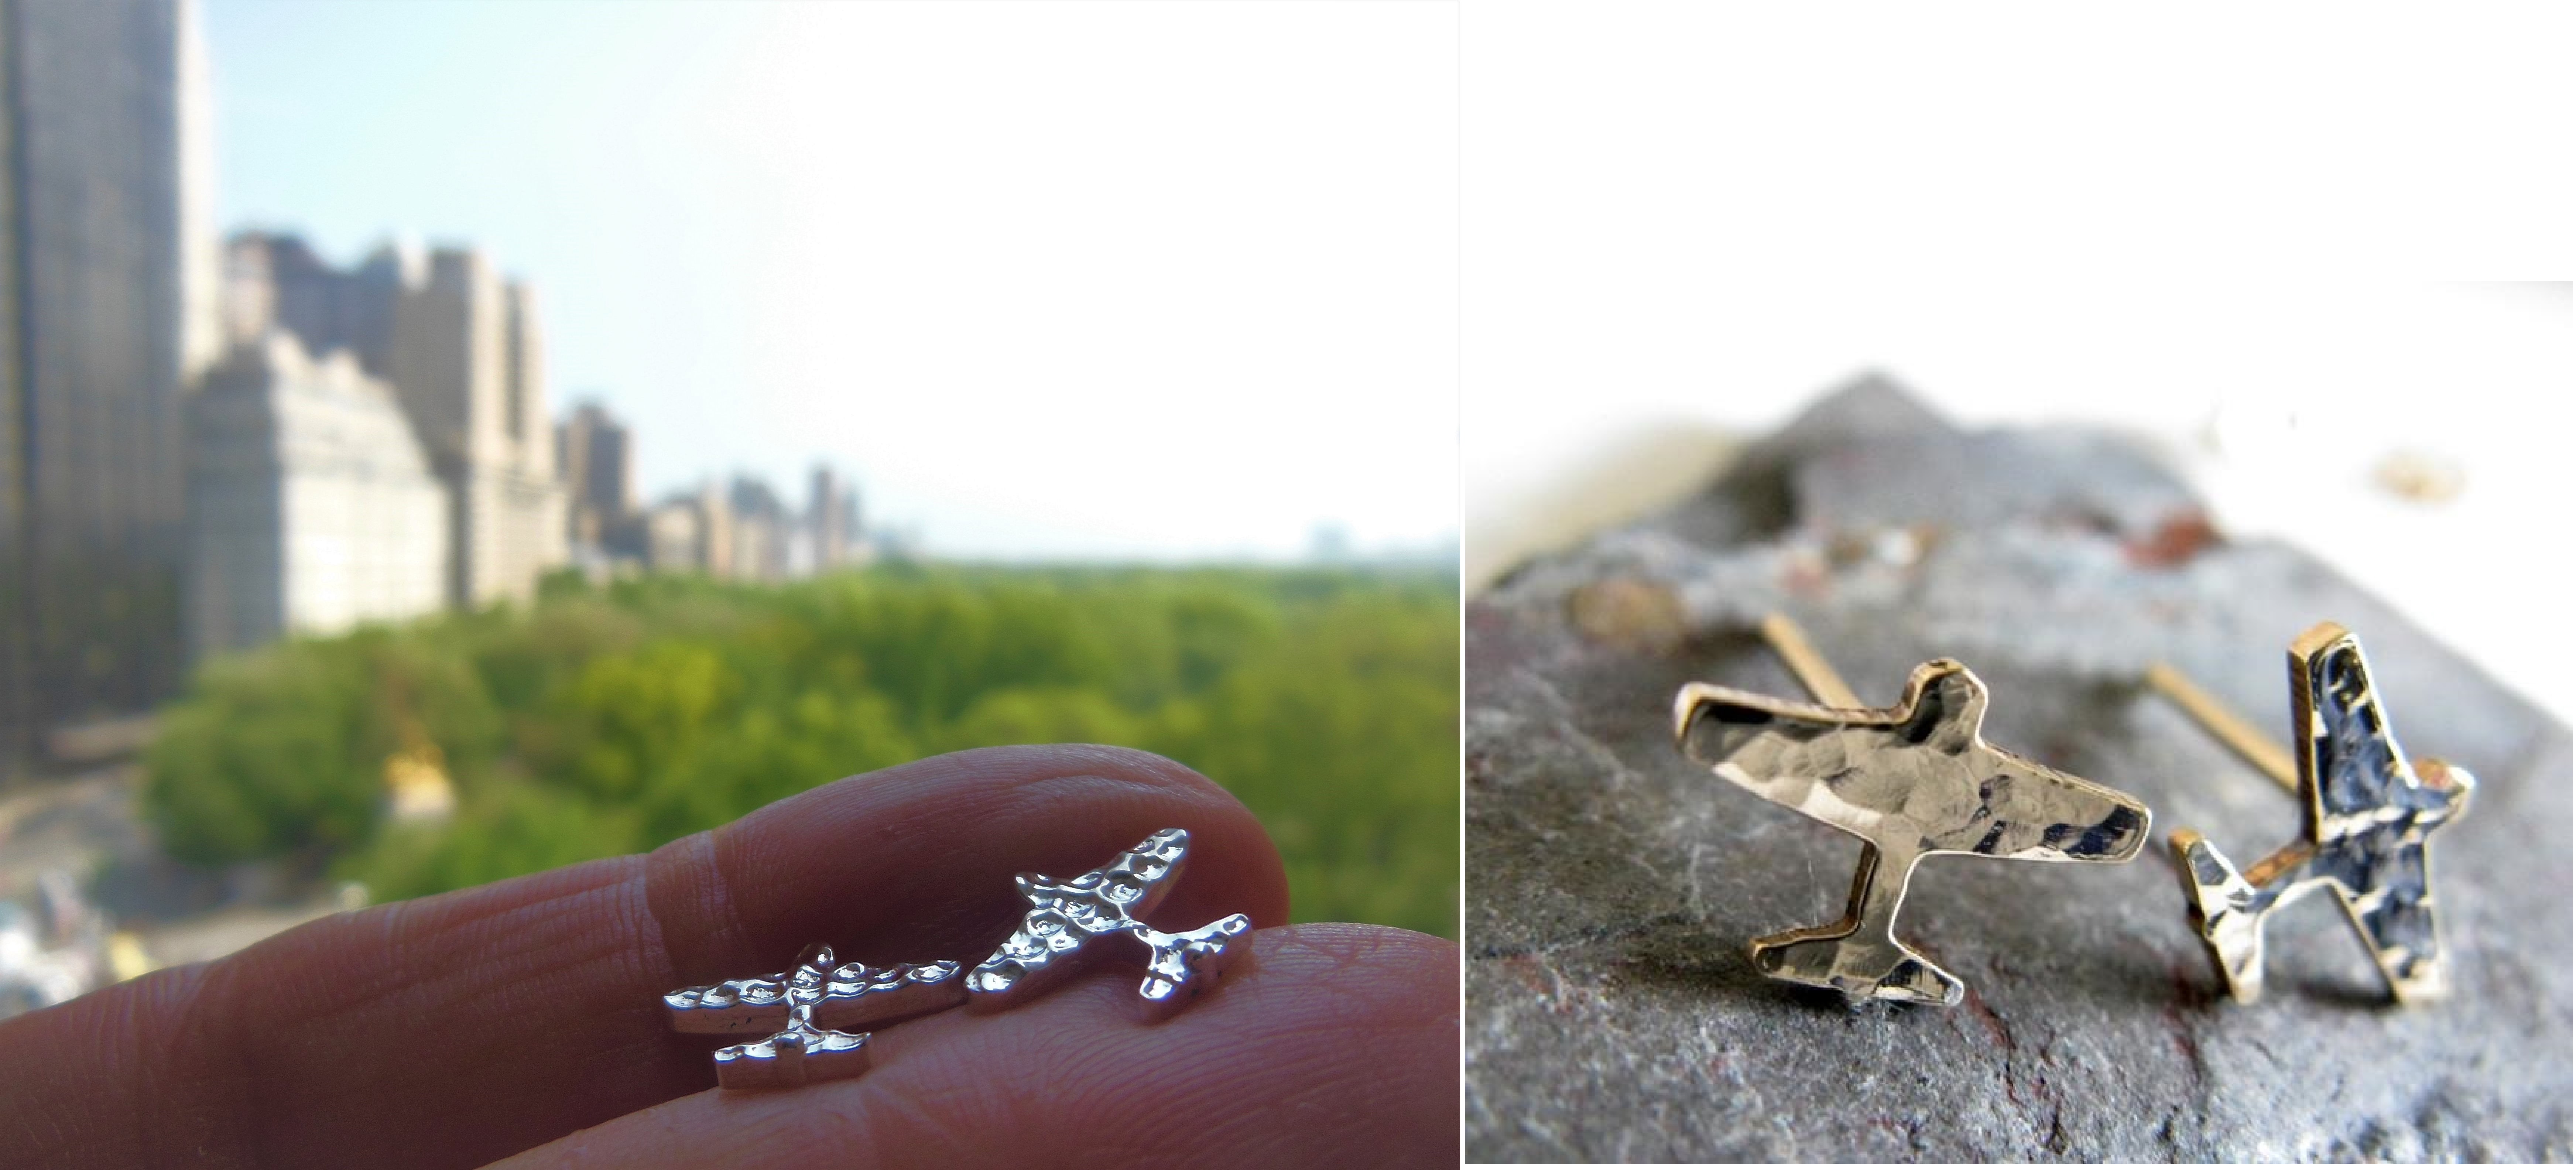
1672,614 -> 2152,1007
2145,622 -> 2474,1005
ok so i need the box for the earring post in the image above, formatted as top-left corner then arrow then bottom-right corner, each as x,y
1756,613 -> 1864,709
2142,661 -> 2299,794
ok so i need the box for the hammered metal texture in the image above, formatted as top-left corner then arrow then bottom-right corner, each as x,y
966,827 -> 1254,1018
708,1003 -> 871,1090
2168,622 -> 2475,1005
1674,659 -> 2151,1006
665,946 -> 965,1089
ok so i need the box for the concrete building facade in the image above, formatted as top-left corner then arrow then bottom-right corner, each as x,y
646,481 -> 729,577
638,476 -> 805,582
644,495 -> 702,575
226,233 -> 411,380
186,332 -> 447,655
1,0 -> 218,757
221,232 -> 566,618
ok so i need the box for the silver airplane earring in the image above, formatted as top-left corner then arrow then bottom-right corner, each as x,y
2145,622 -> 2474,1005
664,948 -> 966,1088
1672,614 -> 2152,1007
965,827 -> 1254,1019
661,827 -> 1251,1089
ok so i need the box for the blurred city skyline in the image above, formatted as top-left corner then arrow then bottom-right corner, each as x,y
202,0 -> 1460,563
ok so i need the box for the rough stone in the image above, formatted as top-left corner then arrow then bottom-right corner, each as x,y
1464,377 -> 2573,1163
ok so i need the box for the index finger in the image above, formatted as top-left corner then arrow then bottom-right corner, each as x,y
0,744 -> 1290,1170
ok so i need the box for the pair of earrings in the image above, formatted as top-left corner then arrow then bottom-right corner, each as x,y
1673,614 -> 2473,1009
662,827 -> 1254,1088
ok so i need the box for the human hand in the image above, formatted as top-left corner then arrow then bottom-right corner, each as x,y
0,745 -> 1459,1168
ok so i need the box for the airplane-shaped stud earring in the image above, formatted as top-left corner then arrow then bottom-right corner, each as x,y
1672,614 -> 2152,1007
2147,622 -> 2475,1005
965,827 -> 1254,1019
664,945 -> 966,1089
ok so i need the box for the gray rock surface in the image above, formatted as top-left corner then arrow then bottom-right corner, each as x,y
1463,379 -> 2573,1162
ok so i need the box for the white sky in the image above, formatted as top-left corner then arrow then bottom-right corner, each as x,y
205,0 -> 1460,561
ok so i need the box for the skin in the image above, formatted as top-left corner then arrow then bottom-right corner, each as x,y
0,745 -> 1460,1169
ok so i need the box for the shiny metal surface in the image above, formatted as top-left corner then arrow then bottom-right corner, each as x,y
706,1002 -> 871,1090
2161,622 -> 2474,1005
966,827 -> 1253,1019
1673,618 -> 2151,1006
665,945 -> 965,1089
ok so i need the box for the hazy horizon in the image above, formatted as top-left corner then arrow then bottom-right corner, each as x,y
204,0 -> 1458,562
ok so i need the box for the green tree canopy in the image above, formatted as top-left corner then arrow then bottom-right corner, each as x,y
145,566 -> 1459,938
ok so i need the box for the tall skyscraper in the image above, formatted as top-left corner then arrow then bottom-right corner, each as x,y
1,0 -> 218,760
806,468 -> 840,568
384,249 -> 564,608
556,401 -> 636,558
807,465 -> 868,570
